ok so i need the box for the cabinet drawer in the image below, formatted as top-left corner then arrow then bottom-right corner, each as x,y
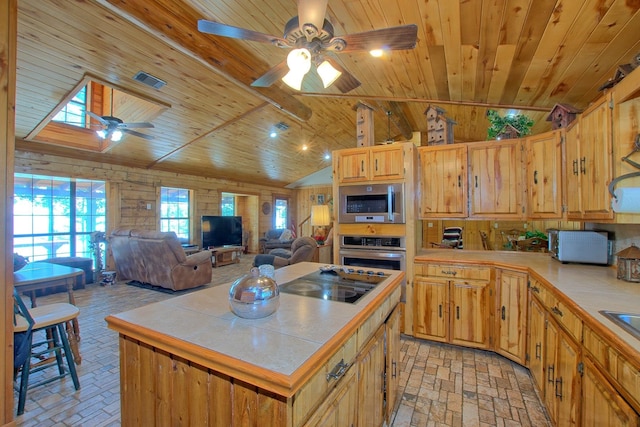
423,264 -> 491,281
292,332 -> 358,426
530,278 -> 582,343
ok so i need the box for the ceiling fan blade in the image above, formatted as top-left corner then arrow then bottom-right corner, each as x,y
323,57 -> 361,93
86,111 -> 108,125
334,24 -> 418,53
298,0 -> 328,32
122,129 -> 154,140
119,122 -> 154,129
251,60 -> 289,88
198,19 -> 286,45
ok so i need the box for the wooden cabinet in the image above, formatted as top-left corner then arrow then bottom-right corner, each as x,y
304,367 -> 357,427
414,263 -> 492,349
468,139 -> 525,219
526,131 -> 563,218
418,144 -> 467,218
565,93 -> 614,221
528,295 -> 546,391
385,305 -> 402,424
582,356 -> 639,427
495,269 -> 528,364
357,326 -> 385,427
336,145 -> 405,183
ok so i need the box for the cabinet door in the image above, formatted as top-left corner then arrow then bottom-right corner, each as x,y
527,131 -> 563,218
582,357 -> 639,427
579,94 -> 614,220
450,279 -> 491,348
357,326 -> 385,427
304,367 -> 357,427
413,277 -> 448,342
337,148 -> 370,182
556,328 -> 581,427
528,296 -> 546,392
418,145 -> 467,218
371,145 -> 404,180
385,305 -> 402,424
544,318 -> 560,424
565,122 -> 582,219
468,140 -> 524,219
495,269 -> 528,364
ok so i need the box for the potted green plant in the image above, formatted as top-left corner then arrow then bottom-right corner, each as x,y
486,110 -> 534,140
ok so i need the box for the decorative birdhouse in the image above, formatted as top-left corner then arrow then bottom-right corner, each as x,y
616,244 -> 640,282
424,105 -> 456,146
546,104 -> 581,130
497,124 -> 521,140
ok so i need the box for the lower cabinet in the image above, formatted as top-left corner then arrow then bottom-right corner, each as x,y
582,356 -> 639,426
385,305 -> 402,423
305,367 -> 358,427
495,268 -> 528,364
528,296 -> 546,391
357,326 -> 386,427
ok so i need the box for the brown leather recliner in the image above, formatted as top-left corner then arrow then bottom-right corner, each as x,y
110,228 -> 213,291
253,236 -> 317,269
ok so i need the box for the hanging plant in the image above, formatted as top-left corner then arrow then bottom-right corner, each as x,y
486,110 -> 534,140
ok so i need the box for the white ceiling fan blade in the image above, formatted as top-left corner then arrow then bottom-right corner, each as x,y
122,129 -> 154,140
86,111 -> 108,125
120,122 -> 154,129
298,0 -> 328,32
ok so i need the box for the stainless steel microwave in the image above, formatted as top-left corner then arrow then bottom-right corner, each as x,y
338,183 -> 404,224
548,230 -> 610,265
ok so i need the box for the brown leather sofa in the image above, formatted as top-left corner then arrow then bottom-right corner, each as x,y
110,228 -> 213,291
253,236 -> 317,269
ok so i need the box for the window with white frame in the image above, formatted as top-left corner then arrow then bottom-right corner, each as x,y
274,197 -> 289,229
52,85 -> 88,128
13,173 -> 106,265
160,187 -> 191,242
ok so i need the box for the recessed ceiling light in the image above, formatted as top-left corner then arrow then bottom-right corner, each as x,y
324,153 -> 331,160
302,144 -> 308,151
370,49 -> 384,57
270,131 -> 277,138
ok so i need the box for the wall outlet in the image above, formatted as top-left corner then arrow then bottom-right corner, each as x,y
428,222 -> 433,228
494,222 -> 498,228
147,203 -> 152,210
523,223 -> 528,229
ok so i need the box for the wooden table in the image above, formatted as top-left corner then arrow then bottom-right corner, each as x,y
210,246 -> 243,267
14,262 -> 84,364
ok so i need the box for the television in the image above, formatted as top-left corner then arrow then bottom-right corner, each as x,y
201,215 -> 243,249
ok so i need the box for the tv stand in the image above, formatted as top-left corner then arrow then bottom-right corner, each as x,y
210,246 -> 243,268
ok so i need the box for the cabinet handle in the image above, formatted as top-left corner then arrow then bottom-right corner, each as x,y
501,306 -> 506,320
326,359 -> 349,382
572,159 -> 578,176
531,285 -> 540,294
580,157 -> 586,174
440,270 -> 457,276
392,361 -> 397,378
547,364 -> 555,384
555,377 -> 563,400
533,170 -> 538,185
375,158 -> 378,171
458,175 -> 461,187
456,306 -> 460,320
535,343 -> 541,360
475,176 -> 478,188
552,306 -> 564,317
438,304 -> 443,318
360,160 -> 365,173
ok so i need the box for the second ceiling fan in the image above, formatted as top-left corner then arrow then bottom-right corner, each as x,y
197,0 -> 418,93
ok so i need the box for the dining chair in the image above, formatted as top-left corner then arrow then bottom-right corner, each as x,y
13,288 -> 81,415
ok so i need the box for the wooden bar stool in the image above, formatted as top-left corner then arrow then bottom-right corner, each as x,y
13,288 -> 81,416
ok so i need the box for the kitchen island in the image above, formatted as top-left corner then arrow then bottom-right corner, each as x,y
106,262 -> 404,426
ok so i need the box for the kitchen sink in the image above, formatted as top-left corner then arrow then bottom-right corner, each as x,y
599,310 -> 640,340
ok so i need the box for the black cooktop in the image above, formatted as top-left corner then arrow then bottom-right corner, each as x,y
278,268 -> 389,304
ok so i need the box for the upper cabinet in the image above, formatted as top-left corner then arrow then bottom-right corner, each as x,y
336,144 -> 405,183
526,131 -> 563,218
418,144 -> 467,218
565,94 -> 614,221
468,139 -> 525,219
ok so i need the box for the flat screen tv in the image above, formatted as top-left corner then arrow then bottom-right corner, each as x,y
201,215 -> 243,249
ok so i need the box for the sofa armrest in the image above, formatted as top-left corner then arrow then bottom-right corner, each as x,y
183,250 -> 213,266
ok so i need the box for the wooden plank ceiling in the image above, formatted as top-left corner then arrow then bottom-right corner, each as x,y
13,0 -> 640,187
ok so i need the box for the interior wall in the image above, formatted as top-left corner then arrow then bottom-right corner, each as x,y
294,185 -> 333,239
14,151 -> 292,266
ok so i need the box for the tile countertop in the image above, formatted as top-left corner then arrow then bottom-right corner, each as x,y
415,249 -> 640,354
106,262 -> 403,384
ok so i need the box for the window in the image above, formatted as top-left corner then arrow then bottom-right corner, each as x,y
221,193 -> 235,216
160,187 -> 191,242
13,174 -> 106,265
52,85 -> 87,128
274,197 -> 289,229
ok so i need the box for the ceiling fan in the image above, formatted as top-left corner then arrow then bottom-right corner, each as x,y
197,0 -> 418,93
86,111 -> 154,142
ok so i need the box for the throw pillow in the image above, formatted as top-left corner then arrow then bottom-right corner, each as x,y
279,229 -> 293,242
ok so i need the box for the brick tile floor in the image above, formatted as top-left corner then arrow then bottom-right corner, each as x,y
13,256 -> 551,426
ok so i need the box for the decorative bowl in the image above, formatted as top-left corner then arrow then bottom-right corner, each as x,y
229,267 -> 279,319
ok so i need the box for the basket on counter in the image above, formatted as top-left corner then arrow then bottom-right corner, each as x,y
616,244 -> 640,283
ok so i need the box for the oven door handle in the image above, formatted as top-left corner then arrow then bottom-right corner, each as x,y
387,185 -> 393,222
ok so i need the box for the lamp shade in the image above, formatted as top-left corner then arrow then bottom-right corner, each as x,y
317,60 -> 342,88
310,205 -> 330,226
282,48 -> 311,90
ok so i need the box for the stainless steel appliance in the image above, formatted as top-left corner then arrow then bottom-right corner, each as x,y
548,230 -> 610,265
339,235 -> 406,298
279,268 -> 389,304
338,183 -> 404,224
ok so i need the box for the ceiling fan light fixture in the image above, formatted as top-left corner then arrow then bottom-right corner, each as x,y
282,48 -> 311,90
96,129 -> 107,139
317,60 -> 342,88
111,130 -> 123,142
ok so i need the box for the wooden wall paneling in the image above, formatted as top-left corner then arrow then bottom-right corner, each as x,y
1,1 -> 16,423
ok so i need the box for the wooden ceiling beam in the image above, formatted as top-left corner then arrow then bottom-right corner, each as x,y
100,0 -> 312,122
377,101 -> 414,140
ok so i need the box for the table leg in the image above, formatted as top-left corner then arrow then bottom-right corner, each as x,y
65,320 -> 82,365
65,280 -> 81,342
